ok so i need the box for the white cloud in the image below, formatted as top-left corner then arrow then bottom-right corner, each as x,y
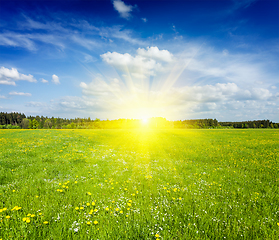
9,91 -> 31,96
113,0 -> 134,19
137,47 -> 173,62
0,66 -> 37,85
141,18 -> 147,23
0,80 -> 16,86
41,78 -> 48,83
101,51 -> 161,79
0,95 -> 6,99
101,47 -> 173,79
52,74 -> 60,84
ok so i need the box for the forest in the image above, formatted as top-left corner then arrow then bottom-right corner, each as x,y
0,112 -> 278,129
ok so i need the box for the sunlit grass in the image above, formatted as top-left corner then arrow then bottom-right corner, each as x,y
0,129 -> 278,239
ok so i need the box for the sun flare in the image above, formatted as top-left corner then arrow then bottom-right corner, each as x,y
141,117 -> 149,124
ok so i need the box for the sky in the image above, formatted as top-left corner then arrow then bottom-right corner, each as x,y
0,0 -> 278,121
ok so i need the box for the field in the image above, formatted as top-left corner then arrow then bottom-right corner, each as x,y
0,129 -> 278,239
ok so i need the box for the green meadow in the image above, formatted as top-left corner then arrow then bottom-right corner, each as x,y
0,129 -> 278,239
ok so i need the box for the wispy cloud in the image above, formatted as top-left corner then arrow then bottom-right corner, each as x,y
9,91 -> 32,96
0,17 -> 145,51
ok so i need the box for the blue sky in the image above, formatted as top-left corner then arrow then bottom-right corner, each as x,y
0,0 -> 278,121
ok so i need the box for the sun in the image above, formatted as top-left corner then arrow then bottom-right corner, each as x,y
141,117 -> 149,125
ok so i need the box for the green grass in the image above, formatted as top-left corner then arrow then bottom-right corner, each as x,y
0,129 -> 278,239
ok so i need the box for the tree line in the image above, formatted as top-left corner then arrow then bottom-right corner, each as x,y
0,112 -> 278,129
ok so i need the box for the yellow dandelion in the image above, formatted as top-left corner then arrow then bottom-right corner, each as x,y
86,203 -> 90,206
43,221 -> 48,224
155,233 -> 160,238
22,217 -> 27,222
105,207 -> 109,211
80,207 -> 84,210
120,211 -> 123,214
94,220 -> 98,225
26,218 -> 31,223
92,202 -> 96,206
6,216 -> 11,219
31,214 -> 35,218
115,208 -> 119,211
87,221 -> 91,225
75,207 -> 79,210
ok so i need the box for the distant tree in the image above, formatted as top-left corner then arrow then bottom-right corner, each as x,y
31,119 -> 39,129
21,118 -> 30,129
44,119 -> 52,129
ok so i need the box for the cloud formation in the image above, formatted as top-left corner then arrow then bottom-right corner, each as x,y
52,74 -> 60,84
9,91 -> 32,96
101,47 -> 173,79
0,67 -> 37,85
113,0 -> 134,19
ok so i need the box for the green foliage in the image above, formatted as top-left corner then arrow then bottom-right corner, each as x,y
21,118 -> 30,129
43,119 -> 52,129
0,129 -> 278,239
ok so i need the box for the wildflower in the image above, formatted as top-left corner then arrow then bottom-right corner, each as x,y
26,218 -> 31,223
87,221 -> 91,225
92,202 -> 96,206
94,220 -> 98,225
43,221 -> 48,224
6,216 -> 11,219
86,203 -> 90,206
75,207 -> 79,210
120,211 -> 123,214
80,207 -> 84,210
277,223 -> 279,226
155,233 -> 160,238
31,214 -> 35,217
115,208 -> 119,211
87,192 -> 92,195
105,207 -> 109,211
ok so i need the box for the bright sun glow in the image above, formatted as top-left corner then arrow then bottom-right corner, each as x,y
141,117 -> 149,124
